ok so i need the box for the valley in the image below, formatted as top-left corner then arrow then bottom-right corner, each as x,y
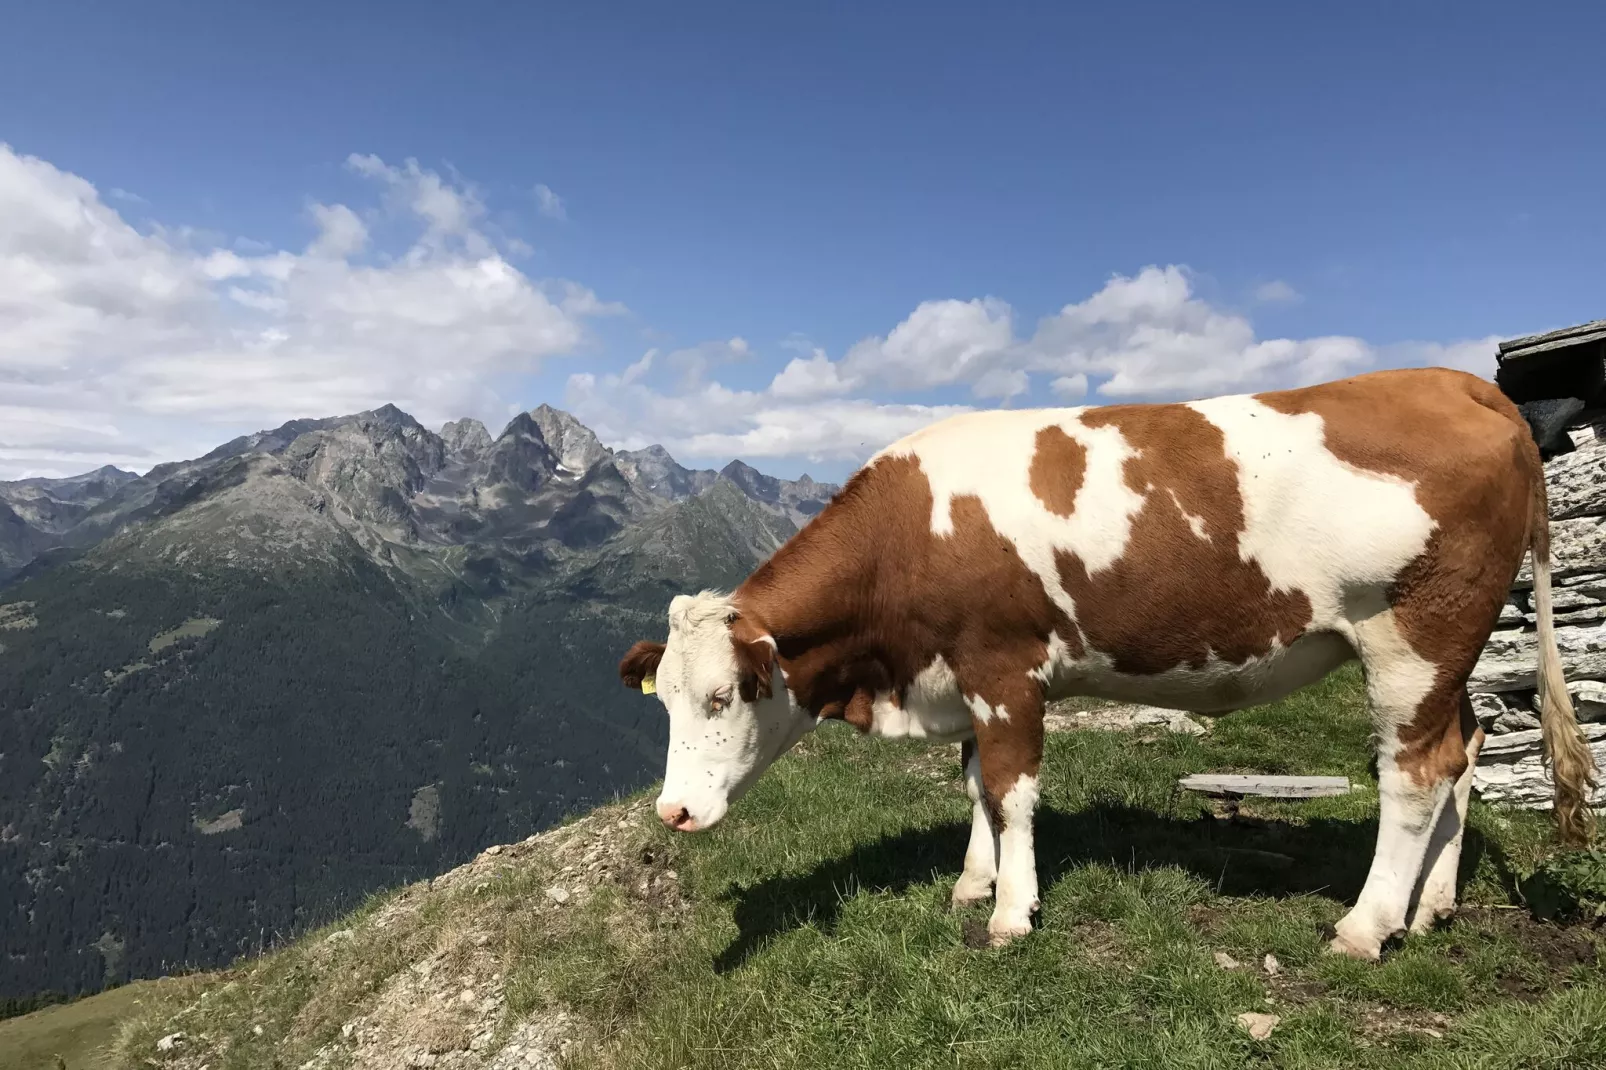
0,403 -> 834,1004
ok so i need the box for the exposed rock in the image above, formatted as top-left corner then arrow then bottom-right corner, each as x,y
614,445 -> 718,502
1545,426 -> 1606,519
1235,1012 -> 1280,1041
1499,601 -> 1528,627
1514,516 -> 1606,586
1568,679 -> 1606,722
1473,723 -> 1606,808
1468,622 -> 1606,693
440,419 -> 493,457
1213,951 -> 1240,969
528,405 -> 609,475
1044,702 -> 1208,736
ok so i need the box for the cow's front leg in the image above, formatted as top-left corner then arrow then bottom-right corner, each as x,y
951,738 -> 998,908
965,681 -> 1045,947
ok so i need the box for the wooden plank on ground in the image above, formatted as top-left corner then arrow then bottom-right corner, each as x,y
1178,774 -> 1351,799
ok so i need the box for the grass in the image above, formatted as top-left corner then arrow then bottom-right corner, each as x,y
146,617 -> 221,654
0,980 -> 174,1070
104,663 -> 1606,1068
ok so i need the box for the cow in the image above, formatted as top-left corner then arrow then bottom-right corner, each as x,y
617,366 -> 1599,961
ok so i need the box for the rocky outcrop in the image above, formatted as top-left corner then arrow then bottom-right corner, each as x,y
1470,423 -> 1606,808
1473,724 -> 1606,809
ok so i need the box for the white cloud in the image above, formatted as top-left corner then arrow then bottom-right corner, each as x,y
566,264 -> 1504,470
533,183 -> 567,221
0,140 -> 1506,484
307,202 -> 368,258
565,370 -> 969,464
1253,279 -> 1301,304
0,143 -> 620,479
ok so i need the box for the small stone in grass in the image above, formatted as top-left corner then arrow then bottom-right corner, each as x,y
1263,953 -> 1281,976
1214,951 -> 1241,969
1237,1012 -> 1280,1040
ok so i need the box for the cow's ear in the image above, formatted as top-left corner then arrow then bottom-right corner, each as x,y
734,635 -> 777,703
619,640 -> 666,690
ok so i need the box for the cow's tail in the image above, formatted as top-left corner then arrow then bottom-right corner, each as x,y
1527,438 -> 1598,846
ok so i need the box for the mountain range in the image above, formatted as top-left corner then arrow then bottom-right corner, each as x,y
0,404 -> 837,1002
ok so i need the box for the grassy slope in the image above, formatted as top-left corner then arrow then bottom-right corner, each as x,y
109,664 -> 1605,1069
0,980 -> 175,1070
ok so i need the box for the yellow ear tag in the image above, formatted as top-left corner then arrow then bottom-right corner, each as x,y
641,674 -> 656,695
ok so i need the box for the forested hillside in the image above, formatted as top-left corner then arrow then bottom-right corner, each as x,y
0,403 -> 833,1003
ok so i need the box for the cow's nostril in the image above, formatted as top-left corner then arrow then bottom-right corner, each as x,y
657,802 -> 695,830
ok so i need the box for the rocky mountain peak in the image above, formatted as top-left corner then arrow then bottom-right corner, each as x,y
529,404 -> 610,474
440,418 -> 493,456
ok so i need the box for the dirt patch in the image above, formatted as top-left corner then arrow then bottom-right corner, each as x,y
1449,905 -> 1600,995
1067,920 -> 1128,969
1353,1004 -> 1453,1043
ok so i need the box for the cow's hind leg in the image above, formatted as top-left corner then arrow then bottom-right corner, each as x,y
1407,693 -> 1485,933
960,676 -> 1045,947
1333,601 -> 1482,961
952,739 -> 999,907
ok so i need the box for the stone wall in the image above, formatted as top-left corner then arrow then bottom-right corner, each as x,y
1468,422 -> 1606,809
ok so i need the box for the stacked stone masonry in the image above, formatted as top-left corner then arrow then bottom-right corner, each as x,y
1468,423 -> 1606,809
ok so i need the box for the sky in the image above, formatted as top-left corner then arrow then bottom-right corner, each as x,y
2,1 -> 1603,483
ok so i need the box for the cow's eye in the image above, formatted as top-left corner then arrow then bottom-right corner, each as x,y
710,689 -> 731,713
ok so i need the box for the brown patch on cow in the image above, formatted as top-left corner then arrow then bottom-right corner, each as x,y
1257,368 -> 1537,785
1029,425 -> 1086,517
729,616 -> 777,703
618,640 -> 665,690
731,454 -> 1072,807
1055,403 -> 1313,675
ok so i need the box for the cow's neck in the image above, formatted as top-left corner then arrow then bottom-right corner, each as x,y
733,505 -> 896,728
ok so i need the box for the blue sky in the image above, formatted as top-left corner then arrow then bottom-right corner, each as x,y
2,1 -> 1603,481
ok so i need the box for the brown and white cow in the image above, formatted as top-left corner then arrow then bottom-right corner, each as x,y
617,367 -> 1599,960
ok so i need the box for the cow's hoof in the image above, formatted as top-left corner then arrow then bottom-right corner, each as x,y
1406,903 -> 1456,934
1325,931 -> 1381,962
987,920 -> 1033,948
950,875 -> 995,909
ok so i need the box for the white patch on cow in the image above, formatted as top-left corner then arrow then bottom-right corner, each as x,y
1329,601 -> 1446,958
952,747 -> 998,907
1029,631 -> 1077,690
1186,395 -> 1437,631
966,695 -> 1009,725
989,774 -> 1041,944
1409,723 -> 1483,932
868,656 -> 974,741
1168,489 -> 1210,542
872,408 -> 1146,630
651,590 -> 816,831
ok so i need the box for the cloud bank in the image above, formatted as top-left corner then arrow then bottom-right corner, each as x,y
565,265 -> 1500,468
0,144 -> 1501,480
0,145 -> 618,478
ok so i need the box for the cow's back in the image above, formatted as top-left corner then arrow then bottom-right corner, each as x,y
860,367 -> 1534,710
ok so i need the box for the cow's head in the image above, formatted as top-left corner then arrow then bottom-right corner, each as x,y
619,591 -> 815,832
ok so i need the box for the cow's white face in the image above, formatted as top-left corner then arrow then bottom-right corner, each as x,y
619,593 -> 815,832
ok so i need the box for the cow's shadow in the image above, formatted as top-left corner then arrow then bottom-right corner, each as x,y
709,802 -> 1492,973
